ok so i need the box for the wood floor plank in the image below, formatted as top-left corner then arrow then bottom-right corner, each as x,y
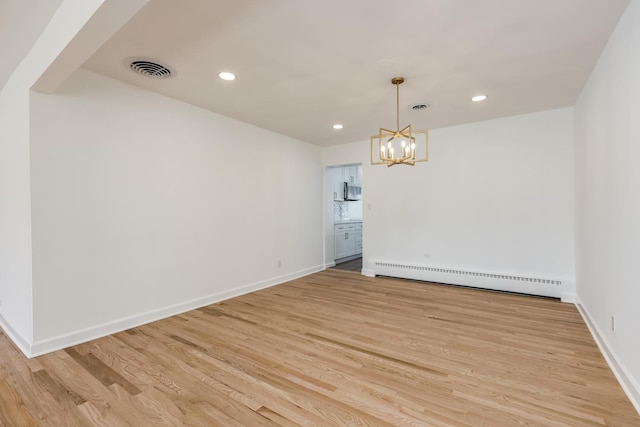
36,352 -> 150,427
0,376 -> 39,427
0,334 -> 89,426
111,328 -> 283,426
1,270 -> 639,426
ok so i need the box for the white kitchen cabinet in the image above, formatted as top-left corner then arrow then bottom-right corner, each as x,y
334,223 -> 356,259
344,165 -> 358,184
343,165 -> 362,185
355,223 -> 363,253
330,167 -> 344,200
332,165 -> 362,201
334,222 -> 362,260
333,181 -> 345,201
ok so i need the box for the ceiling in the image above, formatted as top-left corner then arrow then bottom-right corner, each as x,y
62,1 -> 633,146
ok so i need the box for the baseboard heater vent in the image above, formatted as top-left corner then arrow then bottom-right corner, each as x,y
374,262 -> 562,286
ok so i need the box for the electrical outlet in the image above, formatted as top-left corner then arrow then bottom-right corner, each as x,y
424,253 -> 432,259
277,260 -> 282,268
611,315 -> 616,332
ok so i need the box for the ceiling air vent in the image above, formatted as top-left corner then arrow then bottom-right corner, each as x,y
409,103 -> 430,111
129,60 -> 172,79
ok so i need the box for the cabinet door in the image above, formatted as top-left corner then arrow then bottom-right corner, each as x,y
344,166 -> 358,184
355,223 -> 363,254
335,224 -> 357,259
345,228 -> 356,256
330,168 -> 344,200
333,181 -> 345,201
335,225 -> 348,259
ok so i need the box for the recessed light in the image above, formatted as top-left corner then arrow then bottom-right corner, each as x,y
218,72 -> 236,81
333,124 -> 344,130
472,94 -> 488,102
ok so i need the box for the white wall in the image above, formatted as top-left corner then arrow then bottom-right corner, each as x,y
29,69 -> 323,353
324,108 -> 575,297
0,0 -> 115,353
574,0 -> 640,409
0,71 -> 34,350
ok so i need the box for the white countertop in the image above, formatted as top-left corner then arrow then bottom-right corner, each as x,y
334,219 -> 363,224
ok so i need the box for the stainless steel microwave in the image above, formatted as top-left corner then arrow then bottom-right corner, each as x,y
344,182 -> 362,201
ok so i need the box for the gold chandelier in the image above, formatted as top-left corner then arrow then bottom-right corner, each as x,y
371,77 -> 428,166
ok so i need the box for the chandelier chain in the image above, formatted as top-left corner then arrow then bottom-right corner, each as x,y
396,81 -> 400,132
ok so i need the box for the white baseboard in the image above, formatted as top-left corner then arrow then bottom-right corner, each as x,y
324,262 -> 336,269
0,313 -> 31,356
26,264 -> 323,358
575,298 -> 640,415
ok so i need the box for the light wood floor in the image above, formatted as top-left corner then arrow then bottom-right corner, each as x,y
1,270 -> 638,426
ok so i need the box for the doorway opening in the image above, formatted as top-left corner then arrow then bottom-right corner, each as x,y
325,163 -> 363,271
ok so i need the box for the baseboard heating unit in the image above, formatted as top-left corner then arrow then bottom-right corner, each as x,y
369,261 -> 575,302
